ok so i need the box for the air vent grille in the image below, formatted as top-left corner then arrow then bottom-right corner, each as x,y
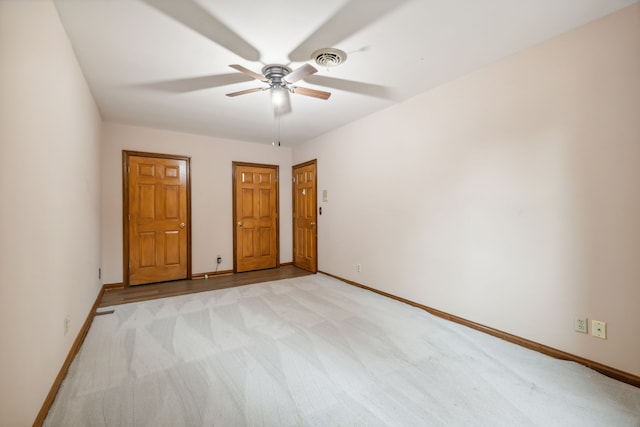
312,48 -> 347,68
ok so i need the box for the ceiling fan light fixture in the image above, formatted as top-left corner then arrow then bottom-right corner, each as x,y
311,48 -> 347,68
270,87 -> 287,106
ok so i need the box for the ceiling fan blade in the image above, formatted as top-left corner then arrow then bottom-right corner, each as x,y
291,86 -> 332,100
283,64 -> 317,84
272,89 -> 292,116
229,64 -> 268,82
288,0 -> 408,62
225,88 -> 264,97
304,75 -> 393,99
142,0 -> 260,61
139,73 -> 254,93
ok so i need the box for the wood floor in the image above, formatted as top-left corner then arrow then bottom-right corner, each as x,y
99,266 -> 313,307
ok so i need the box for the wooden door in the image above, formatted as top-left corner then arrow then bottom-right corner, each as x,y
124,152 -> 190,286
293,160 -> 317,272
233,163 -> 279,273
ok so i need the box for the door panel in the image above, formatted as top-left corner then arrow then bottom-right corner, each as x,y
127,154 -> 189,285
234,163 -> 279,272
293,160 -> 317,272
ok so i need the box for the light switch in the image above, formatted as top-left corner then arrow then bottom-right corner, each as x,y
322,189 -> 328,202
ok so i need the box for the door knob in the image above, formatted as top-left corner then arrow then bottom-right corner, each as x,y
237,222 -> 243,227
179,223 -> 185,229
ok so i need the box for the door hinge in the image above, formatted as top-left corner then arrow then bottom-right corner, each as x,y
127,166 -> 130,173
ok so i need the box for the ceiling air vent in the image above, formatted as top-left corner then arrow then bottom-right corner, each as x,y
311,48 -> 347,68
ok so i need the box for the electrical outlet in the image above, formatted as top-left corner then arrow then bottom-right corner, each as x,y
356,264 -> 361,273
592,320 -> 607,339
64,315 -> 70,336
217,256 -> 222,264
574,316 -> 588,334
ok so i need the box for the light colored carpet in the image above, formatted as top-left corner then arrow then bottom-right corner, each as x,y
44,274 -> 640,426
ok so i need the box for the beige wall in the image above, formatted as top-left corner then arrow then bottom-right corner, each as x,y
294,4 -> 640,375
101,122 -> 293,284
0,1 -> 103,425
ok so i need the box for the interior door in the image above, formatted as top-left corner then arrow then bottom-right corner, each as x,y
293,160 -> 317,272
233,162 -> 279,273
124,152 -> 190,286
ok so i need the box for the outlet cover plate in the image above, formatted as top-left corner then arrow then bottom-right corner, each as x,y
592,320 -> 607,339
574,316 -> 588,334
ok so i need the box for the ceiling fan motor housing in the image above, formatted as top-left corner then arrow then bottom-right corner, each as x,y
262,65 -> 292,88
226,63 -> 331,101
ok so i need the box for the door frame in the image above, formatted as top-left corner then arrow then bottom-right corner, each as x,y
232,161 -> 280,273
122,150 -> 192,287
292,159 -> 318,273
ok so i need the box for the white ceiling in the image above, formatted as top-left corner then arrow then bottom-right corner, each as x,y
53,0 -> 637,146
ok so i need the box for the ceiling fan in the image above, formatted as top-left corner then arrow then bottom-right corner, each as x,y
225,63 -> 331,116
140,0 -> 401,116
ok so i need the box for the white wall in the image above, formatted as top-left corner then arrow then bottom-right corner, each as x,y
101,122 -> 293,284
0,1 -> 103,425
294,5 -> 640,376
